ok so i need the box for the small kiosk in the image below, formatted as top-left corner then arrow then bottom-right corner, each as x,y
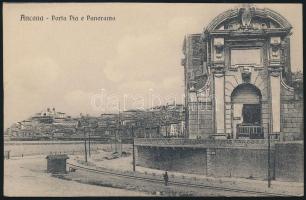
4,150 -> 10,159
46,154 -> 69,174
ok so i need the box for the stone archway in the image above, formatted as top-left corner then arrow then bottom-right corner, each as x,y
231,83 -> 263,139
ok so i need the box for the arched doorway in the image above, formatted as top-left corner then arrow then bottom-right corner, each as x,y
231,84 -> 263,139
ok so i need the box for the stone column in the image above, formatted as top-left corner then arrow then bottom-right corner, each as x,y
214,71 -> 225,136
269,68 -> 281,138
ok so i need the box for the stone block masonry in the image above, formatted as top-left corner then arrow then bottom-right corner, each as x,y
136,141 -> 303,182
281,100 -> 303,140
206,148 -> 274,180
275,142 -> 304,182
137,146 -> 207,175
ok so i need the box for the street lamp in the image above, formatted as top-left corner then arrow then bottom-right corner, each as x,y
88,127 -> 91,158
267,124 -> 271,188
77,120 -> 87,163
132,125 -> 136,172
88,122 -> 98,158
267,123 -> 278,188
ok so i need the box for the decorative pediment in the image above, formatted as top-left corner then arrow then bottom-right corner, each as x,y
204,6 -> 292,33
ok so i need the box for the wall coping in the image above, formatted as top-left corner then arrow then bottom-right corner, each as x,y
276,141 -> 303,145
135,138 -> 279,149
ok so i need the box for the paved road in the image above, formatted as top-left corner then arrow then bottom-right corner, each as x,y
4,156 -> 148,197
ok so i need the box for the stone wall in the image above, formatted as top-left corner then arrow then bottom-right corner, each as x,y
188,102 -> 213,139
137,146 -> 207,175
136,142 -> 304,182
275,142 -> 304,182
136,146 -> 272,179
281,84 -> 304,141
281,101 -> 303,140
207,148 -> 274,179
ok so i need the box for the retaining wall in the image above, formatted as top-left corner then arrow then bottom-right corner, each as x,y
137,146 -> 207,175
136,141 -> 303,182
207,148 -> 274,179
275,142 -> 304,182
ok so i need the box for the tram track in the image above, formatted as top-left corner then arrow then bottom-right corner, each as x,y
67,162 -> 288,196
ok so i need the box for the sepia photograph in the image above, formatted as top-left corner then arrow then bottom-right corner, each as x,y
3,2 -> 304,197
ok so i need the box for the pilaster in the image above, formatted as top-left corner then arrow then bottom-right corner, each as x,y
268,67 -> 282,139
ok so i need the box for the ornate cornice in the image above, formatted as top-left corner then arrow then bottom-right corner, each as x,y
268,67 -> 282,77
214,71 -> 225,77
211,65 -> 225,75
205,8 -> 239,33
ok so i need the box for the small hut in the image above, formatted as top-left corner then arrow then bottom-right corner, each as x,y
46,154 -> 69,174
4,150 -> 10,159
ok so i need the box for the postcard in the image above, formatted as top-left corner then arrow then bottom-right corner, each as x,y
3,3 -> 303,197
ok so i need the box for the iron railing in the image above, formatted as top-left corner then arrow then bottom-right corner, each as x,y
237,124 -> 264,139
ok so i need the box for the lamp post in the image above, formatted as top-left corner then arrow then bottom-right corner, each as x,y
132,125 -> 136,172
184,105 -> 188,138
115,127 -> 118,152
88,122 -> 98,158
84,127 -> 88,162
77,120 -> 87,162
268,127 -> 271,188
196,92 -> 199,137
88,128 -> 91,157
267,123 -> 278,188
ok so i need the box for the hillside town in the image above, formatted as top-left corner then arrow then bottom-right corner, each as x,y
4,103 -> 186,141
5,69 -> 302,142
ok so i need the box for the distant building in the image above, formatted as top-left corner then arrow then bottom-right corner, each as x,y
6,108 -> 76,140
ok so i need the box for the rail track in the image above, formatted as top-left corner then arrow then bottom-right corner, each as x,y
67,162 -> 288,196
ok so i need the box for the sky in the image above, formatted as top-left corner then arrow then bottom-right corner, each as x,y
3,3 -> 303,128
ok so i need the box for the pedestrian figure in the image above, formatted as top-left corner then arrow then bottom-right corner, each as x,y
163,171 -> 169,186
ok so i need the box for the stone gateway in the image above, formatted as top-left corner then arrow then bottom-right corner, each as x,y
135,5 -> 303,183
181,5 -> 303,141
